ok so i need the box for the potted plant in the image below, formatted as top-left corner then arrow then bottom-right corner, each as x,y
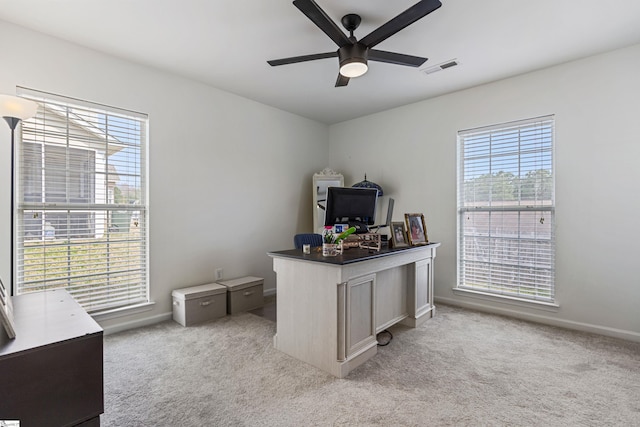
322,226 -> 356,256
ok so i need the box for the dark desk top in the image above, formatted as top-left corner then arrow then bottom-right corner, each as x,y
268,242 -> 440,266
0,289 -> 103,356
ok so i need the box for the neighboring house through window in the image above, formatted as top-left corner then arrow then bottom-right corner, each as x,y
17,88 -> 148,313
456,116 -> 555,303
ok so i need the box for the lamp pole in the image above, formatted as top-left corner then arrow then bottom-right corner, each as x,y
1,95 -> 39,295
4,117 -> 19,296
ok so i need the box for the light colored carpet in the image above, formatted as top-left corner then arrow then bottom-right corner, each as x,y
103,305 -> 640,426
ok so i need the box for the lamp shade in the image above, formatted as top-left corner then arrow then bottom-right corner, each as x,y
0,94 -> 39,121
352,174 -> 383,196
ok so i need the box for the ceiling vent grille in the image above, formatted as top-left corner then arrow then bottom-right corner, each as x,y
422,59 -> 459,75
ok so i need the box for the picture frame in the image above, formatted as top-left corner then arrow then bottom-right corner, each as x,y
405,213 -> 429,246
390,221 -> 409,248
0,276 -> 16,339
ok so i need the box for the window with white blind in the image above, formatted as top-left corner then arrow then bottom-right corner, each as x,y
16,88 -> 148,313
457,116 -> 555,303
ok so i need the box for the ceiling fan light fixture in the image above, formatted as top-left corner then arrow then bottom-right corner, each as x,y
338,44 -> 369,78
339,59 -> 368,78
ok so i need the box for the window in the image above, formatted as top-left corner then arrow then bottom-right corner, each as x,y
17,88 -> 148,313
457,116 -> 555,303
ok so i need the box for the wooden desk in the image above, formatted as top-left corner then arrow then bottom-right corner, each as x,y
0,289 -> 103,426
268,243 -> 440,378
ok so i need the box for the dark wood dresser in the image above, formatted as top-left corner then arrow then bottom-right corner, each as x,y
0,289 -> 103,426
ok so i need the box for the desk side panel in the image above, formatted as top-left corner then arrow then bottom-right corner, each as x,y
273,258 -> 343,374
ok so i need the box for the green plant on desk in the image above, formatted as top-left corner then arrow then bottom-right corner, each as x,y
323,230 -> 335,243
324,226 -> 357,244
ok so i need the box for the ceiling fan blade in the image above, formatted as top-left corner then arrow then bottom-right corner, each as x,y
293,0 -> 352,48
335,73 -> 350,87
359,0 -> 442,48
268,51 -> 337,66
369,49 -> 428,67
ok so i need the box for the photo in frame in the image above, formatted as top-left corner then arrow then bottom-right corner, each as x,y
405,213 -> 429,246
0,276 -> 16,339
390,221 -> 409,248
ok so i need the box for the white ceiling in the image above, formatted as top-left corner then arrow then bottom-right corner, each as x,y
1,0 -> 640,124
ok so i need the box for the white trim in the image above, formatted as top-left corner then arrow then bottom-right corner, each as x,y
99,310 -> 172,336
263,287 -> 276,297
92,301 -> 155,322
452,287 -> 559,311
18,85 -> 147,119
436,295 -> 640,343
458,114 -> 556,135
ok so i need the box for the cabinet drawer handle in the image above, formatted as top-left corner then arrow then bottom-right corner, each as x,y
243,291 -> 254,297
200,300 -> 211,306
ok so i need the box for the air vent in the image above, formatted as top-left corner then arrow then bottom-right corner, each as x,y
421,59 -> 459,75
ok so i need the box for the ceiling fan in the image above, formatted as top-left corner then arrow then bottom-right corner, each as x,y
267,0 -> 442,87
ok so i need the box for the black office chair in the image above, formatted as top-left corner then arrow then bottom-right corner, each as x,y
293,233 -> 323,249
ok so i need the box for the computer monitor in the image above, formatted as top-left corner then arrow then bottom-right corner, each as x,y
384,198 -> 394,227
324,187 -> 378,233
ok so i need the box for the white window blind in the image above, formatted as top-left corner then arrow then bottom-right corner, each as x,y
16,88 -> 148,313
457,116 -> 555,302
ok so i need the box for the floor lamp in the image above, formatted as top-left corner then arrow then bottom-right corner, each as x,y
0,94 -> 39,295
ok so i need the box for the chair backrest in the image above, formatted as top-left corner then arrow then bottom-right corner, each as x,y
293,233 -> 323,249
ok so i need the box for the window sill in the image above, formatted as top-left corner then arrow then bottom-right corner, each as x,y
91,301 -> 156,322
452,288 -> 559,312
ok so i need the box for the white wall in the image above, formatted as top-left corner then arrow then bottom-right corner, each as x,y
2,19 -> 638,341
329,44 -> 640,341
0,21 -> 329,332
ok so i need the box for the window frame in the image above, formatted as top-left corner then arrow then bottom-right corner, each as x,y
16,88 -> 149,314
456,115 -> 556,304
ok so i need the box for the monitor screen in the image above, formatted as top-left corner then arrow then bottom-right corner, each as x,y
324,187 -> 378,231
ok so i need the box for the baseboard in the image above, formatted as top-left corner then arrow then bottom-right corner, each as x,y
436,296 -> 640,343
101,312 -> 172,336
263,287 -> 276,297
